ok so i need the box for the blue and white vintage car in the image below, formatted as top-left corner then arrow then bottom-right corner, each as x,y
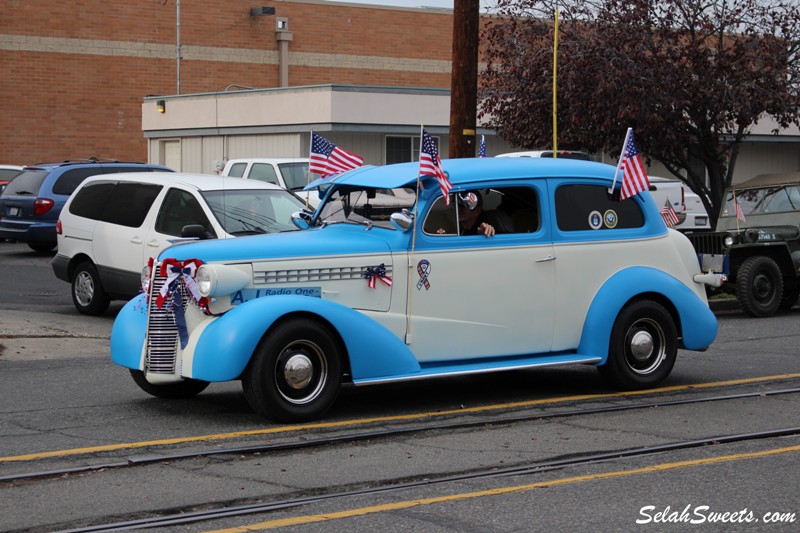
111,157 -> 722,422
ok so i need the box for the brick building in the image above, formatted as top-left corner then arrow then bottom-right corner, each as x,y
0,0 -> 462,166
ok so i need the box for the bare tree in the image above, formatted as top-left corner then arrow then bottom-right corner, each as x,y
480,0 -> 800,225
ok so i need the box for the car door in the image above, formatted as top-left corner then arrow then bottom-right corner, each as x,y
146,187 -> 218,263
92,182 -> 164,295
406,184 -> 555,362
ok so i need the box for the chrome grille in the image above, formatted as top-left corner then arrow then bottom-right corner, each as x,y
686,232 -> 728,255
145,268 -> 189,374
254,265 -> 392,284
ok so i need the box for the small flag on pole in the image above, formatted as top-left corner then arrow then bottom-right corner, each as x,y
309,131 -> 363,177
734,193 -> 746,223
618,128 -> 650,200
661,197 -> 680,227
479,135 -> 487,157
419,128 -> 453,204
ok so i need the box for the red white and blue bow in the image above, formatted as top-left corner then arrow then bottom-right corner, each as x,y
156,258 -> 204,309
364,263 -> 392,289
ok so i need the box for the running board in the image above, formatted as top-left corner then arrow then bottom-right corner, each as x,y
352,354 -> 602,386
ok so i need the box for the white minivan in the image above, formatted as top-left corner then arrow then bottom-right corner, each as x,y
53,172 -> 305,315
221,158 -> 320,208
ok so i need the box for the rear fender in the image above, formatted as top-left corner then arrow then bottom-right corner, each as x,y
578,267 -> 718,364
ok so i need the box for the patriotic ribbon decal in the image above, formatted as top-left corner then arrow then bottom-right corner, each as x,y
364,263 -> 393,289
155,258 -> 204,349
416,259 -> 431,291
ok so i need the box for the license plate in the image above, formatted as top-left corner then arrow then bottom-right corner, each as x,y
9,207 -> 18,216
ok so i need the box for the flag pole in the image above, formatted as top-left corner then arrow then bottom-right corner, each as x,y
733,189 -> 740,232
552,8 -> 559,157
609,127 -> 632,194
405,124 -> 425,345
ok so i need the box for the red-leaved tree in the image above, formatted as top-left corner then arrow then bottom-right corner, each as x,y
480,0 -> 800,226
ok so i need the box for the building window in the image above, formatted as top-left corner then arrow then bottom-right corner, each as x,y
386,135 -> 439,164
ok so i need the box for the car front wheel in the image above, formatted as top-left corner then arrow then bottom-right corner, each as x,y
71,261 -> 111,315
243,318 -> 342,423
600,300 -> 677,390
129,369 -> 209,398
736,256 -> 783,318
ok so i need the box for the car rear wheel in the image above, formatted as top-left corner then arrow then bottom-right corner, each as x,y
129,369 -> 209,398
243,318 -> 341,423
736,256 -> 783,317
600,300 -> 677,389
71,261 -> 110,315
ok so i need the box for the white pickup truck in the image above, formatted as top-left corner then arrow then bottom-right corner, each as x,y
648,176 -> 710,230
221,158 -> 320,208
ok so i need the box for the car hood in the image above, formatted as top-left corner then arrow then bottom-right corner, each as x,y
158,225 -> 395,263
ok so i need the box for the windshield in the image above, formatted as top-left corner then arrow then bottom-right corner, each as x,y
722,185 -> 800,217
316,186 -> 417,228
202,189 -> 305,235
278,162 -> 311,191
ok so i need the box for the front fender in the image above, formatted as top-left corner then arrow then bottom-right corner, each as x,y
578,267 -> 718,364
110,294 -> 148,369
191,295 -> 419,382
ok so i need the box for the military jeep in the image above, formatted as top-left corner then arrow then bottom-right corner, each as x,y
686,172 -> 800,317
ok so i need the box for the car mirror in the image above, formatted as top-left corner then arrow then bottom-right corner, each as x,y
390,209 -> 414,231
181,224 -> 210,240
291,210 -> 313,230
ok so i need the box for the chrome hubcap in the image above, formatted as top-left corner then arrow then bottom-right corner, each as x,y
74,272 -> 94,306
283,353 -> 313,390
629,330 -> 654,362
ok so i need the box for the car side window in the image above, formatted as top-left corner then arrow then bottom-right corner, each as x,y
227,163 -> 246,178
51,168 -> 104,195
100,182 -> 162,228
155,188 -> 214,237
555,184 -> 644,230
422,186 -> 539,236
69,182 -> 116,220
248,163 -> 280,185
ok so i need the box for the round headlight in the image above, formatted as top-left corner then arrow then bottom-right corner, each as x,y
195,265 -> 214,297
723,234 -> 734,248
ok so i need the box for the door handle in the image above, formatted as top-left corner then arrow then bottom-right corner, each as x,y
536,255 -> 556,263
130,237 -> 143,244
147,240 -> 160,248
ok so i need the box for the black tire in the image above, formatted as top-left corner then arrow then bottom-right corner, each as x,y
599,300 -> 678,390
242,318 -> 341,423
778,283 -> 800,311
28,241 -> 56,253
129,369 -> 209,399
736,256 -> 783,318
71,261 -> 111,315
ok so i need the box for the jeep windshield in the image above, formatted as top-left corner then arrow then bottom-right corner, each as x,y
316,185 -> 417,228
722,184 -> 800,217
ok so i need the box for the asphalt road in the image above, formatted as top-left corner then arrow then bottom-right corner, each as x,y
0,241 -> 798,532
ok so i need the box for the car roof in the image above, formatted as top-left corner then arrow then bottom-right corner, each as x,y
79,171 -> 289,191
309,157 -> 618,190
22,160 -> 167,170
226,158 -> 309,164
733,172 -> 800,190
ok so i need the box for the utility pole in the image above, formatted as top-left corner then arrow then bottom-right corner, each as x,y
449,0 -> 480,158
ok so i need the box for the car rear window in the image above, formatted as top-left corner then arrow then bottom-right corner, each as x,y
100,182 -> 163,228
227,163 -> 247,178
279,162 -> 311,191
2,170 -> 48,195
555,184 -> 644,230
69,182 -> 117,220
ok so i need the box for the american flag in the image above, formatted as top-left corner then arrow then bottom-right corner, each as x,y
309,131 -> 363,177
619,129 -> 650,200
479,135 -> 486,157
419,128 -> 453,204
661,197 -> 680,227
734,194 -> 746,223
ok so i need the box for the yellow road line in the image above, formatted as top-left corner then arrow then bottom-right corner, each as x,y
2,373 -> 799,463
205,443 -> 800,532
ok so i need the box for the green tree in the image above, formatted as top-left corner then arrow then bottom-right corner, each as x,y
480,0 -> 800,225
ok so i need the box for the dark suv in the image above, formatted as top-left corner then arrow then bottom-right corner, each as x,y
686,172 -> 800,317
0,159 -> 172,251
